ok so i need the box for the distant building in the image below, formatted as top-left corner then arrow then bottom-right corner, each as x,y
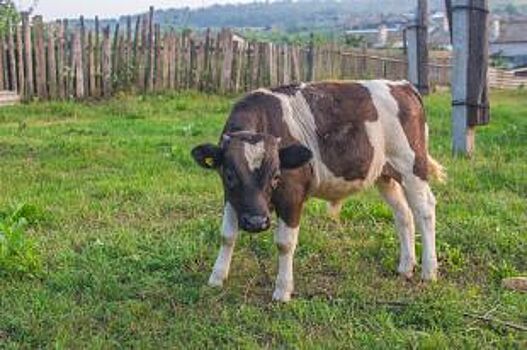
345,24 -> 403,49
490,19 -> 527,69
428,11 -> 452,50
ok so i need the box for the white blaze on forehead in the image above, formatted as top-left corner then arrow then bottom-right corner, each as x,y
244,140 -> 265,171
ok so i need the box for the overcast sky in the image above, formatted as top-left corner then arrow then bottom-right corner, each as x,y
16,0 -> 254,20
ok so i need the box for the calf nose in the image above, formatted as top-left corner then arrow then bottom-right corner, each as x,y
240,214 -> 270,233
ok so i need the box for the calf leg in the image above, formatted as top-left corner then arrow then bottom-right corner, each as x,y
273,219 -> 299,302
327,200 -> 343,221
402,176 -> 438,281
377,178 -> 416,278
208,202 -> 239,287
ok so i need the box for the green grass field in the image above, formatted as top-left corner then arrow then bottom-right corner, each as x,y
0,89 -> 526,348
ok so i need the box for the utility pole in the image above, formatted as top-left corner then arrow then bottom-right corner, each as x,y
449,0 -> 490,156
407,0 -> 429,95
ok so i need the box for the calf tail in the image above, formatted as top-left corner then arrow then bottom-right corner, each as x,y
408,81 -> 446,184
428,154 -> 447,184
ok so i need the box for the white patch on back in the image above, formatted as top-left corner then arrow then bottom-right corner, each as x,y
244,140 -> 265,171
359,80 -> 415,175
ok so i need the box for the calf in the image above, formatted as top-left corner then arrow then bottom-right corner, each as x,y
191,80 -> 445,302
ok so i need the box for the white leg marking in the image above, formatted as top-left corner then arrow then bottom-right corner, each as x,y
273,219 -> 299,302
377,179 -> 416,278
402,176 -> 438,281
208,202 -> 239,287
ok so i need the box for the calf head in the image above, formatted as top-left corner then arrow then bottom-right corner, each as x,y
192,131 -> 312,233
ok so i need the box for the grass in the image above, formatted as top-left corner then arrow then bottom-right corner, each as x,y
0,89 -> 526,348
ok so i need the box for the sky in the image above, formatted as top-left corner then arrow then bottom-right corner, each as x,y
16,0 -> 255,20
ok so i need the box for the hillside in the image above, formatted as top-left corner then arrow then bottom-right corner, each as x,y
140,0 -> 526,30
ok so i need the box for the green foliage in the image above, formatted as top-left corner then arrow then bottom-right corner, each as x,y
0,90 -> 525,347
0,203 -> 42,276
0,0 -> 19,33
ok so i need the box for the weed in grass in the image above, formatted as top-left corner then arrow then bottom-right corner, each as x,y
0,204 -> 42,276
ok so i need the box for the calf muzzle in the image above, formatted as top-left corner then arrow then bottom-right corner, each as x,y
240,214 -> 271,233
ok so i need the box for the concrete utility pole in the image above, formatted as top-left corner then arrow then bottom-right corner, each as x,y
407,0 -> 429,95
449,0 -> 490,156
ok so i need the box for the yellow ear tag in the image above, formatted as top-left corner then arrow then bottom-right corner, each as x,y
204,157 -> 215,167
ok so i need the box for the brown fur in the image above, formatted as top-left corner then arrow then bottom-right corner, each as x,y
301,82 -> 378,181
389,84 -> 428,181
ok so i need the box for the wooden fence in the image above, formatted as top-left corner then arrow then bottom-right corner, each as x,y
0,9 -> 453,101
489,68 -> 527,89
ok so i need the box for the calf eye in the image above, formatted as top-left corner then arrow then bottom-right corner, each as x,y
271,173 -> 281,189
224,169 -> 238,189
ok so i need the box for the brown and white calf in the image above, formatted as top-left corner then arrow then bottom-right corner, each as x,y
191,80 -> 445,302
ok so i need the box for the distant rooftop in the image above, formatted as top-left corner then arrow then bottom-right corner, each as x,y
494,19 -> 527,43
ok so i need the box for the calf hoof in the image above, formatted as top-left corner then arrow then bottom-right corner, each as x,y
421,269 -> 438,282
208,273 -> 225,288
421,262 -> 438,282
398,259 -> 416,280
272,288 -> 292,303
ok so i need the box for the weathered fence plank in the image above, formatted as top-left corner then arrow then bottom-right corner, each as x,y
7,22 -> 17,92
88,31 -> 96,96
22,12 -> 33,99
16,24 -> 24,94
34,16 -> 48,99
47,23 -> 57,99
73,28 -> 84,98
101,26 -> 112,97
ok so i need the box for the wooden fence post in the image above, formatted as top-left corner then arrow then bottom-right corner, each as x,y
146,6 -> 155,92
56,20 -> 65,99
220,29 -> 233,93
47,23 -> 57,99
33,15 -> 48,99
307,33 -> 315,82
1,35 -> 7,90
154,24 -> 163,91
94,16 -> 100,97
22,12 -> 33,99
407,0 -> 429,95
88,31 -> 96,96
16,23 -> 24,95
101,26 -> 112,97
6,21 -> 17,92
80,16 -> 89,95
0,36 -> 4,90
73,27 -> 84,98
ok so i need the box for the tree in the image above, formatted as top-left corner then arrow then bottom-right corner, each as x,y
0,0 -> 19,33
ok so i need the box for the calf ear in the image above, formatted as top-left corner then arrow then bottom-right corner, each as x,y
191,144 -> 223,169
279,144 -> 313,170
